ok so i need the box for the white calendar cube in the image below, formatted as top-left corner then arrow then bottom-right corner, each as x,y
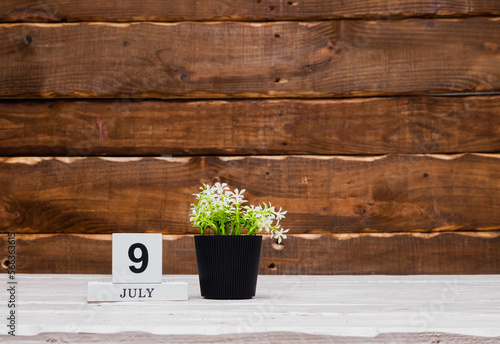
112,233 -> 162,284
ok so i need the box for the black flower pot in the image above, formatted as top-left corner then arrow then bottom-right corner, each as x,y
194,235 -> 262,299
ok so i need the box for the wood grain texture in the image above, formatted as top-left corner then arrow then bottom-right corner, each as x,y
0,154 -> 499,235
1,96 -> 500,156
1,0 -> 499,22
3,232 -> 500,274
1,19 -> 500,98
5,332 -> 500,344
6,275 -> 500,336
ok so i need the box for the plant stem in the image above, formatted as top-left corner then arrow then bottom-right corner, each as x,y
235,202 -> 241,235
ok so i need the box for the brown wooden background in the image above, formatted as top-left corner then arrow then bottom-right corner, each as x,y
1,0 -> 500,275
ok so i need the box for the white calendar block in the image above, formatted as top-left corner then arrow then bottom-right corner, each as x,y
112,233 -> 162,284
87,281 -> 188,301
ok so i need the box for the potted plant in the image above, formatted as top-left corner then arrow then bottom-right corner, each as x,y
190,182 -> 289,299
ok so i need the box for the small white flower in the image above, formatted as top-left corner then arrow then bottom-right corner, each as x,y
228,188 -> 247,204
273,207 -> 287,224
275,228 -> 289,244
212,182 -> 229,195
258,217 -> 273,234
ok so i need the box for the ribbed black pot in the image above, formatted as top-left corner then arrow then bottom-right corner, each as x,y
194,235 -> 262,299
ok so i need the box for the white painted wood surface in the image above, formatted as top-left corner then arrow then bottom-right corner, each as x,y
2,274 -> 500,338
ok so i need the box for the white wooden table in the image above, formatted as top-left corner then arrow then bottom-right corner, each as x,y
2,274 -> 500,343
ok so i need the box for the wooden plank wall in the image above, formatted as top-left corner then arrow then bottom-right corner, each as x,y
1,0 -> 499,275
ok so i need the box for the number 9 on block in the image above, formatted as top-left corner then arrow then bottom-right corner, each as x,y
112,233 -> 162,284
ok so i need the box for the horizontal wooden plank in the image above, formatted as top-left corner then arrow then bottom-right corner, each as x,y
3,232 -> 500,274
5,332 -> 500,344
1,96 -> 500,156
1,19 -> 500,98
1,0 -> 499,22
0,154 -> 499,234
